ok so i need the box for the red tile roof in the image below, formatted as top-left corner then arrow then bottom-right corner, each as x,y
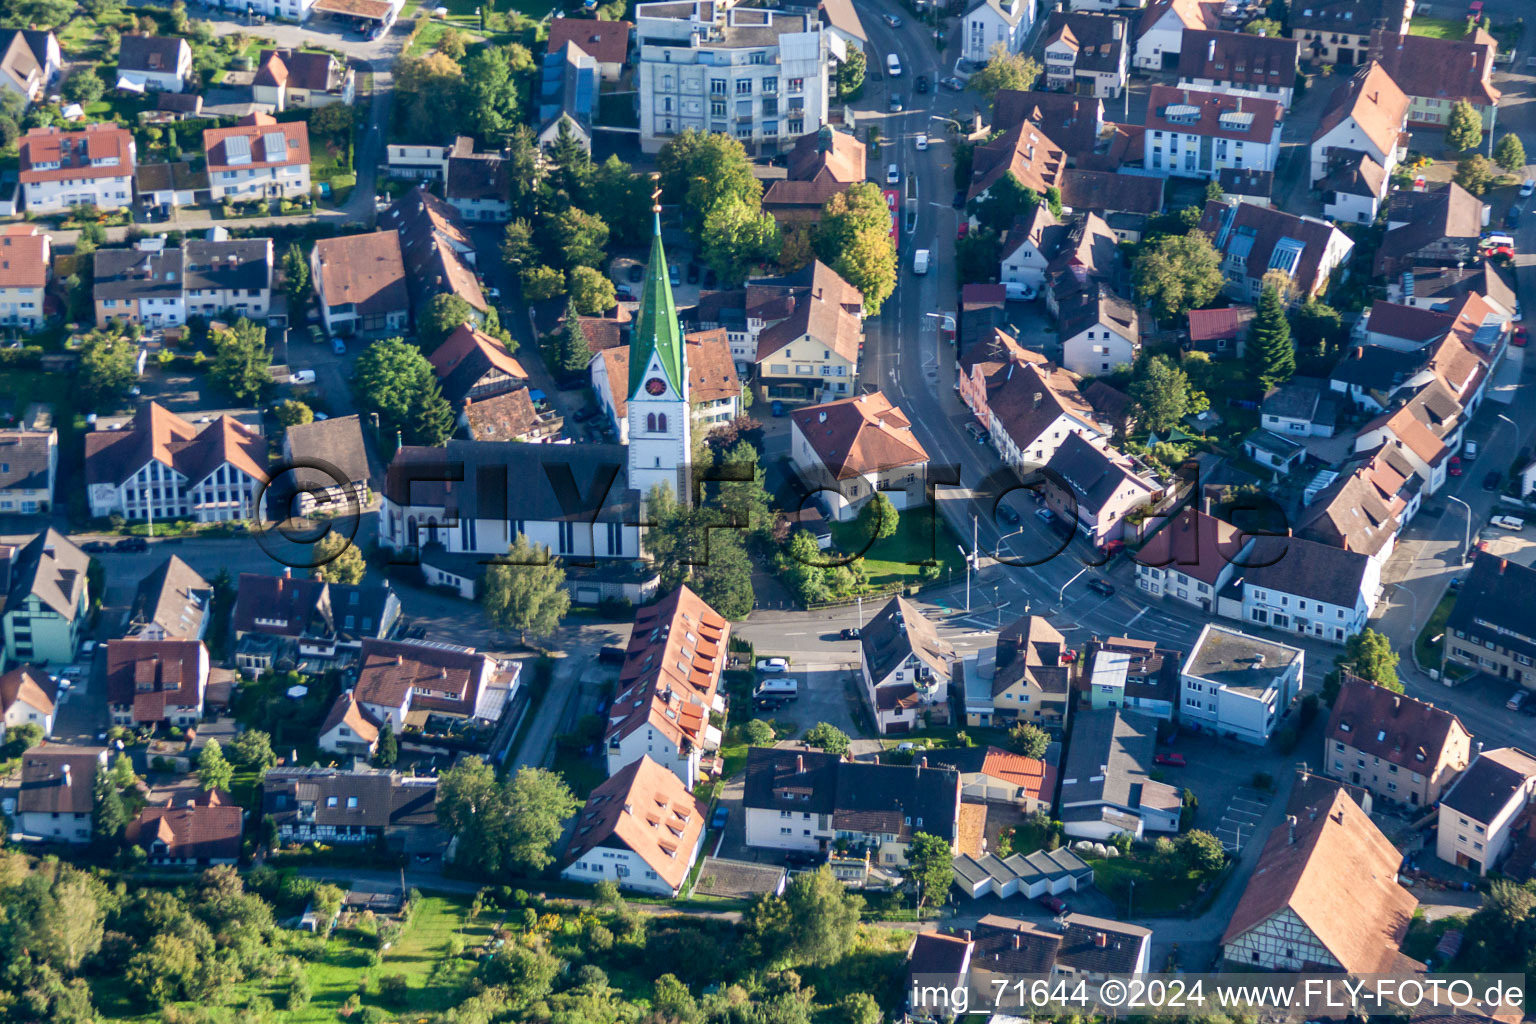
125,791 -> 243,861
203,112 -> 309,172
546,17 -> 632,66
606,586 -> 729,752
564,755 -> 706,892
20,124 -> 134,183
103,638 -> 205,722
790,392 -> 929,480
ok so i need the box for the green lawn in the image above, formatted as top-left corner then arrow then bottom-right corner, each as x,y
1409,15 -> 1476,39
1415,590 -> 1458,671
1087,856 -> 1207,915
551,743 -> 607,798
828,505 -> 967,589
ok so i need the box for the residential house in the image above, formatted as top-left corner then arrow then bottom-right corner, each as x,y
317,691 -> 383,757
1309,62 -> 1410,221
1241,535 -> 1379,644
281,413 -> 371,515
93,240 -> 185,327
991,90 -> 1106,164
546,16 -> 632,80
384,138 -> 466,182
445,147 -> 512,222
1388,260 -> 1518,319
1180,624 -> 1304,743
1327,343 -> 1428,412
634,0 -> 830,156
591,329 -> 740,443
1082,636 -> 1182,721
1369,29 -> 1501,129
1135,507 -> 1252,613
1318,148 -> 1390,225
1293,451 -> 1410,561
858,596 -> 956,734
117,36 -> 193,93
251,48 -> 355,110
126,555 -> 212,641
1177,29 -> 1299,107
1374,182 -> 1485,278
963,0 -> 1034,65
103,638 -> 209,729
182,237 -> 275,320
751,261 -> 864,402
1325,674 -> 1472,808
311,230 -> 409,338
973,356 -> 1105,474
14,745 -> 107,843
1216,166 -> 1273,205
1042,12 -> 1130,98
742,746 -> 961,867
1351,380 -> 1464,494
0,665 -> 56,741
1260,377 -> 1338,437
1059,286 -> 1139,376
905,933 -> 974,1015
1059,709 -> 1180,838
1134,0 -> 1221,71
1056,169 -> 1165,242
84,402 -> 267,522
1198,200 -> 1355,303
818,0 -> 866,53
124,789 -> 243,867
0,226 -> 50,328
0,30 -> 59,106
1242,428 -> 1306,473
232,570 -> 401,673
562,755 -> 708,897
762,126 -> 866,228
971,614 -> 1073,729
353,637 -> 518,729
998,205 -> 1065,292
463,389 -> 563,443
262,766 -> 438,848
0,530 -> 90,665
430,322 -> 529,409
0,423 -> 56,514
1040,212 -> 1123,318
20,124 -> 136,212
1364,300 -> 1455,351
966,121 -> 1066,209
605,586 -> 728,785
1445,552 -> 1536,688
537,42 -> 598,153
379,186 -> 487,319
923,746 -> 1053,811
1436,747 -> 1536,875
967,913 -> 1152,981
1288,0 -> 1411,66
789,392 -> 928,523
1222,775 -> 1420,971
1143,86 -> 1284,179
203,113 -> 311,200
378,440 -> 645,600
1186,304 -> 1253,357
1041,432 -> 1160,548
134,160 -> 210,211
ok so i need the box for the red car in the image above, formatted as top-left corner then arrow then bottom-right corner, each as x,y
1449,455 -> 1463,477
1154,752 -> 1187,767
1039,895 -> 1067,914
1515,326 -> 1529,348
957,222 -> 969,239
1485,245 -> 1514,258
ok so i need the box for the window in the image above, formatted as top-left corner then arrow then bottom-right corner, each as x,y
736,79 -> 752,94
710,78 -> 726,94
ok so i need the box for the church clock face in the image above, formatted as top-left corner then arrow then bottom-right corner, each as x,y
645,377 -> 667,396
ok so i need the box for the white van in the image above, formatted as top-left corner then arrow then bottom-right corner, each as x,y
1464,440 -> 1479,461
754,677 -> 799,698
886,53 -> 902,77
913,248 -> 931,274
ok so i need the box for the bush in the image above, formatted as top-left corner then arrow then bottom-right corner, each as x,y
1252,771 -> 1274,791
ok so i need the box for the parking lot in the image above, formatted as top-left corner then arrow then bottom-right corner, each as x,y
748,661 -> 863,745
1213,787 -> 1270,853
1158,725 -> 1289,852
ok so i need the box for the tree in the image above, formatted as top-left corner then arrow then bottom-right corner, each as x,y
2,721 -> 42,756
274,399 -> 313,428
393,52 -> 466,145
970,44 -> 1040,101
1247,284 -> 1296,391
1454,154 -> 1496,196
1292,298 -> 1344,359
63,68 -> 105,104
1495,133 -> 1527,175
585,155 -> 653,247
418,293 -> 476,351
547,118 -> 592,199
521,264 -> 566,302
1338,627 -> 1401,691
1243,16 -> 1282,34
815,182 -> 896,314
836,47 -> 866,99
568,265 -> 617,315
1130,355 -> 1206,433
550,207 -> 611,270
954,227 -> 1003,286
692,526 -> 756,620
856,491 -> 900,541
79,329 -> 137,408
657,129 -> 763,238
744,718 -> 776,745
461,45 -> 519,143
1446,99 -> 1485,153
908,832 -> 955,908
1009,722 -> 1049,759
967,171 -> 1040,236
209,318 -> 271,403
1177,829 -> 1227,876
701,195 -> 783,286
353,338 -> 455,447
375,718 -> 398,768
780,866 -> 863,966
197,739 -> 233,792
1134,232 -> 1225,321
803,721 -> 851,755
780,527 -> 833,605
314,531 -> 366,585
229,729 -> 277,774
92,765 -> 127,845
281,243 -> 309,306
437,760 -> 579,875
501,218 -> 535,268
482,533 -> 572,643
437,26 -> 467,58
554,297 -> 595,378
109,751 -> 137,789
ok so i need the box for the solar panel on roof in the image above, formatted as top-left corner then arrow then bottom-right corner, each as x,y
262,131 -> 288,159
224,134 -> 251,164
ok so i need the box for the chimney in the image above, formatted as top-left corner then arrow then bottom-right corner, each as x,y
818,411 -> 827,423
61,764 -> 72,788
1287,814 -> 1298,843
796,754 -> 804,773
1033,392 -> 1042,408
396,654 -> 404,665
1095,932 -> 1108,948
1500,558 -> 1508,574
961,929 -> 973,942
919,756 -> 928,769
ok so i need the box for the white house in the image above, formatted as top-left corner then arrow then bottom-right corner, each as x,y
1042,12 -> 1129,98
1176,29 -> 1299,109
316,691 -> 382,758
1144,85 -> 1283,179
1309,62 -> 1410,185
1134,507 -> 1253,615
963,0 -> 1034,65
14,746 -> 107,844
999,206 -> 1063,293
859,597 -> 957,734
116,36 -> 193,93
1134,0 -> 1218,71
0,30 -> 61,108
1180,624 -> 1304,744
789,393 -> 929,523
19,124 -> 135,212
1436,748 -> 1536,876
311,230 -> 410,339
0,665 -> 56,741
203,113 -> 311,201
562,755 -> 709,897
0,226 -> 50,329
976,357 -> 1105,473
1198,200 -> 1355,304
1059,288 -> 1139,377
1240,535 -> 1379,645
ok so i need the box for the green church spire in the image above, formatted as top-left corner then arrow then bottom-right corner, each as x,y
629,177 -> 686,399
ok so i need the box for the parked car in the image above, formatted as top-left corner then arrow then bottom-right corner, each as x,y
997,503 -> 1021,525
686,263 -> 701,284
1493,514 -> 1526,531
1464,440 -> 1478,461
754,696 -> 785,712
668,264 -> 680,285
1448,455 -> 1463,476
1038,895 -> 1068,914
115,537 -> 148,553
1035,507 -> 1056,524
331,338 -> 346,355
952,188 -> 966,208
1484,470 -> 1503,491
771,400 -> 786,417
939,76 -> 964,91
1154,752 -> 1186,767
290,369 -> 316,385
1087,578 -> 1116,597
627,263 -> 644,283
80,540 -> 112,553
840,627 -> 861,640
888,93 -> 904,112
882,12 -> 901,26
915,74 -> 930,93
1515,326 -> 1528,347
308,325 -> 325,345
1507,204 -> 1523,230
615,287 -> 636,302
1508,688 -> 1527,712
711,806 -> 729,829
756,657 -> 789,673
1523,179 -> 1536,198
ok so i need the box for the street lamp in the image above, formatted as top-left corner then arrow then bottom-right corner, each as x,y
925,311 -> 956,346
1446,494 -> 1473,564
1058,564 -> 1089,604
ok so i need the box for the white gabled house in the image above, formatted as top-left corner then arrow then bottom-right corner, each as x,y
562,755 -> 709,897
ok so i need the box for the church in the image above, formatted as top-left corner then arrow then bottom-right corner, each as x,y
377,199 -> 692,604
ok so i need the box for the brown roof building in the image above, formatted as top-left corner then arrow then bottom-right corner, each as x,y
380,186 -> 486,316
353,637 -> 515,727
1198,199 -> 1354,303
590,329 -> 740,441
428,322 -> 529,407
317,689 -> 383,757
463,388 -> 562,443
1369,29 -> 1500,128
1375,182 -> 1486,277
202,112 -> 310,200
1176,29 -> 1299,105
1325,674 -> 1472,808
0,664 -> 56,735
545,17 -> 632,75
125,789 -> 243,865
562,754 -> 708,896
15,745 -> 107,843
967,120 -> 1067,202
312,230 -> 410,338
103,638 -> 208,728
858,595 -> 957,733
763,127 -> 867,227
991,91 -> 1105,163
789,392 -> 929,524
751,261 -> 865,401
1222,776 -> 1421,973
1287,0 -> 1410,66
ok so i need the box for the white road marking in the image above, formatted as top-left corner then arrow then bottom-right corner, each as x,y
1125,607 -> 1149,629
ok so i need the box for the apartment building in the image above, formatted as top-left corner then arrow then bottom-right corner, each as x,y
1324,674 -> 1472,808
1144,86 -> 1283,179
20,124 -> 136,212
203,113 -> 311,200
635,0 -> 831,155
0,226 -> 50,328
1180,624 -> 1304,745
1437,748 -> 1536,876
1176,29 -> 1299,108
0,530 -> 90,666
1445,552 -> 1536,688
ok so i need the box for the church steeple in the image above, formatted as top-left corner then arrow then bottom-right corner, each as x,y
629,177 -> 686,399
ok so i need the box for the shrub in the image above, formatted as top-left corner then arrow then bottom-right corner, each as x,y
1252,771 -> 1274,791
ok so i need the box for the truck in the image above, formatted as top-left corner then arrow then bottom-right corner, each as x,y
912,248 -> 931,274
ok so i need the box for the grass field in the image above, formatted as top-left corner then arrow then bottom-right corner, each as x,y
1409,15 -> 1476,39
1415,590 -> 1457,670
1087,855 -> 1209,915
828,506 -> 967,589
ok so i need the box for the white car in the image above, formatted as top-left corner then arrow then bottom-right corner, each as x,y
886,163 -> 900,185
756,657 -> 789,673
915,134 -> 929,151
290,370 -> 317,385
1493,514 -> 1526,531
1523,179 -> 1535,197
